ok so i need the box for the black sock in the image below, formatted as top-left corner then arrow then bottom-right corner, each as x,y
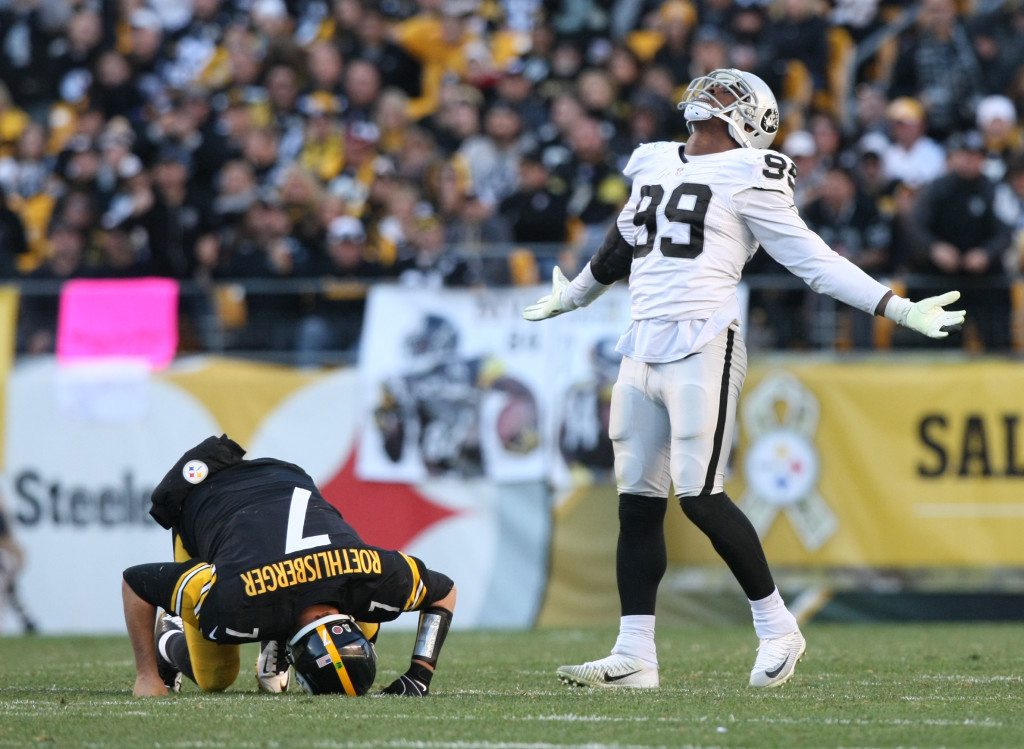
678,492 -> 775,600
162,630 -> 196,683
616,493 -> 667,616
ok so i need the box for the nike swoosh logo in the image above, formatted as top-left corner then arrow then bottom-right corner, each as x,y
208,627 -> 218,640
764,657 -> 790,679
604,670 -> 642,682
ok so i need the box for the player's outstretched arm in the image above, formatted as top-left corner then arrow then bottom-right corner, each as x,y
880,290 -> 966,338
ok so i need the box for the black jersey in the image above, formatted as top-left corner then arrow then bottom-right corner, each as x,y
156,459 -> 448,643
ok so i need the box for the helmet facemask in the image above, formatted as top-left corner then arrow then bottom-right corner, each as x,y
679,69 -> 780,150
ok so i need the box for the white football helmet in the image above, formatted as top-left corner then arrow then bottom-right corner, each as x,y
678,68 -> 780,150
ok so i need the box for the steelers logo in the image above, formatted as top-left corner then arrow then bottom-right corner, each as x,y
743,429 -> 818,507
182,459 -> 209,484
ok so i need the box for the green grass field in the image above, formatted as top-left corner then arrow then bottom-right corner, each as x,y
1,624 -> 1021,749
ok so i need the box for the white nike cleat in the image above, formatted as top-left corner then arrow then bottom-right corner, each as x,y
256,640 -> 291,693
749,630 -> 806,687
556,654 -> 659,689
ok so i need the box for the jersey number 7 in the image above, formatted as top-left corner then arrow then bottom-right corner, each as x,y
633,183 -> 712,260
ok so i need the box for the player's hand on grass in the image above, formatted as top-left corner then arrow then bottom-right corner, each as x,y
885,290 -> 966,338
133,674 -> 170,697
379,672 -> 429,696
522,266 -> 578,321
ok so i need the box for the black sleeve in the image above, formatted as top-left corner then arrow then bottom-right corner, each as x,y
123,561 -> 195,609
589,223 -> 633,285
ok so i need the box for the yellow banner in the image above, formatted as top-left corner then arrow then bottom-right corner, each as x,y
0,285 -> 18,467
665,359 -> 1024,567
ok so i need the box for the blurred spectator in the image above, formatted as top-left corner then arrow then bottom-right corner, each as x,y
563,115 -> 629,264
881,97 -> 945,190
687,25 -> 732,81
491,58 -> 548,132
0,186 -> 28,278
220,198 -> 309,351
18,223 -> 89,354
93,226 -> 149,278
975,95 -> 1022,183
996,156 -> 1024,273
296,215 -> 383,366
51,7 -> 105,109
348,5 -> 423,99
887,0 -> 983,140
910,130 -> 1013,351
395,202 -> 481,287
803,165 -> 893,347
808,112 -> 846,170
0,82 -> 29,160
143,148 -> 215,279
457,99 -> 525,208
0,0 -> 58,117
780,130 -> 823,209
965,3 -> 1024,97
761,0 -> 830,93
341,58 -> 383,124
297,93 -> 345,183
426,157 -> 509,248
304,40 -> 345,99
374,87 -> 413,157
649,1 -> 697,85
391,0 -> 483,120
499,147 -> 569,245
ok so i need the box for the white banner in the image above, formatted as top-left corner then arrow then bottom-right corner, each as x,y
1,358 -> 550,634
357,284 -> 641,487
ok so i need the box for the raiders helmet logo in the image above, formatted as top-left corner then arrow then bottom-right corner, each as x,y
182,460 -> 209,484
761,109 -> 780,134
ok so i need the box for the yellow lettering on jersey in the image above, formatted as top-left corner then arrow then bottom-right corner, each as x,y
328,549 -> 343,577
360,550 -> 378,574
275,562 -> 289,588
241,571 -> 256,597
240,548 -> 384,597
262,565 -> 277,592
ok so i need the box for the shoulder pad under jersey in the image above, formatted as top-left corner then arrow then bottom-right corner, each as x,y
624,141 -> 680,180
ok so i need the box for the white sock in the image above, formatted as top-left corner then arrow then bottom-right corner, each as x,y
749,587 -> 799,639
611,615 -> 658,668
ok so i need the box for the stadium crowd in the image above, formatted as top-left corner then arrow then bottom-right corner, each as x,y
1,0 -> 1023,361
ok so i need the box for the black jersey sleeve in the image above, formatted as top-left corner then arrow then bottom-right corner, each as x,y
590,224 -> 633,285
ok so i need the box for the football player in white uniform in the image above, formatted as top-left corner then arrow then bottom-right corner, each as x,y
523,69 -> 964,689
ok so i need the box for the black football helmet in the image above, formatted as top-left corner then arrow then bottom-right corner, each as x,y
286,614 -> 376,696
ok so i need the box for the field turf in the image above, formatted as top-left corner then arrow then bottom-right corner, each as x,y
1,623 -> 1021,748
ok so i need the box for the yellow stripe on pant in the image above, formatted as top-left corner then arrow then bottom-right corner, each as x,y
174,534 -> 240,692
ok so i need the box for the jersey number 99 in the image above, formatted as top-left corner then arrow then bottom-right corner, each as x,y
633,183 -> 713,260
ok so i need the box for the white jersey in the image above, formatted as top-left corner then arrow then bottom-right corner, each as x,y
612,141 -> 891,362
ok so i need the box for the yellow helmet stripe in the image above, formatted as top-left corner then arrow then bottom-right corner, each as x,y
320,625 -> 357,696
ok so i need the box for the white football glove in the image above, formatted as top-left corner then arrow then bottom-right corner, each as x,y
522,266 -> 578,321
885,290 -> 966,338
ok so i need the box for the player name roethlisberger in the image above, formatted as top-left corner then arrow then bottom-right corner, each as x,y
241,548 -> 383,597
